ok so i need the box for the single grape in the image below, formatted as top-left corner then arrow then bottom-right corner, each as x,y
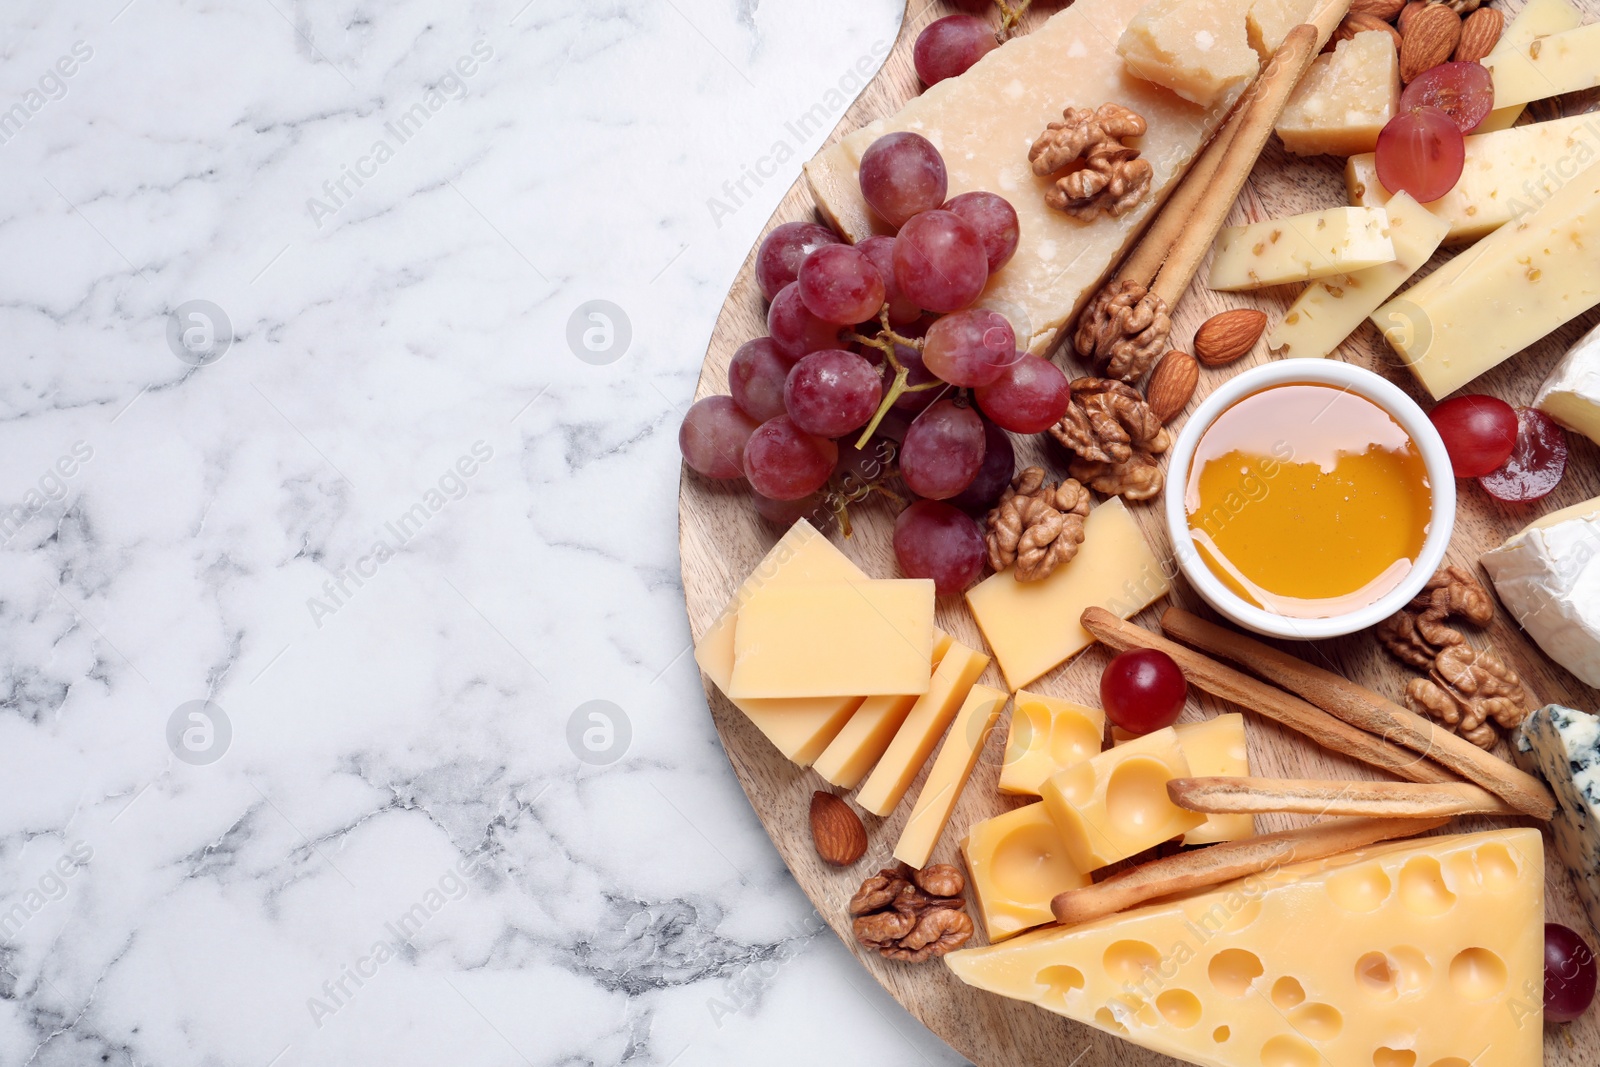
784,349 -> 883,437
893,209 -> 989,312
1478,407 -> 1568,503
1399,61 -> 1494,134
857,235 -> 922,324
1546,923 -> 1598,1023
679,396 -> 759,480
923,308 -> 1017,387
1100,648 -> 1187,735
835,436 -> 896,492
751,487 -> 831,530
798,243 -> 887,325
767,281 -> 842,359
949,417 -> 1015,514
900,399 -> 986,500
755,222 -> 841,302
894,499 -> 987,595
1375,106 -> 1465,204
727,337 -> 793,423
743,415 -> 839,500
975,354 -> 1071,434
859,132 -> 949,229
913,15 -> 999,86
943,191 -> 1020,273
1429,394 -> 1518,477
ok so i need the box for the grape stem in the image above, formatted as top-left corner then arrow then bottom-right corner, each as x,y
850,306 -> 943,450
993,0 -> 1032,38
828,463 -> 904,538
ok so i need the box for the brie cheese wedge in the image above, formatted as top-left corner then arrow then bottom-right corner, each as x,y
1481,496 -> 1600,687
1536,320 -> 1600,445
1516,704 -> 1600,935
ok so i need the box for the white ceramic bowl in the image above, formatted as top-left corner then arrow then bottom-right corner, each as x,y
1163,359 -> 1456,641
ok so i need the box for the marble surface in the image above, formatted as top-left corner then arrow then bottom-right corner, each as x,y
0,0 -> 967,1063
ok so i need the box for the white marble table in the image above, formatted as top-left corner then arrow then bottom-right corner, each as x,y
0,0 -> 967,1063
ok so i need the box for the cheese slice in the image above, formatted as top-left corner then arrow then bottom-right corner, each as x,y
1473,0 -> 1584,132
945,829 -> 1545,1067
1515,705 -> 1600,935
1536,319 -> 1600,444
894,684 -> 1009,869
1347,111 -> 1600,244
1209,206 -> 1395,290
729,580 -> 934,699
998,691 -> 1107,796
1480,496 -> 1600,687
1267,192 -> 1448,358
1275,30 -> 1399,158
1118,0 -> 1259,108
1372,157 -> 1600,399
857,640 -> 991,817
813,630 -> 956,789
962,803 -> 1091,942
803,0 -> 1243,356
1488,20 -> 1600,112
1170,715 -> 1255,845
966,498 -> 1171,691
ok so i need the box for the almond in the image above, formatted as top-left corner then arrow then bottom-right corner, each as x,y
809,791 -> 867,867
1454,6 -> 1503,62
1330,12 -> 1403,52
1145,350 -> 1199,424
1399,2 -> 1461,82
1397,0 -> 1430,33
1193,309 -> 1268,367
1350,0 -> 1407,19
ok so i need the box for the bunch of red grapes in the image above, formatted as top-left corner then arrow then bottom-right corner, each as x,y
679,131 -> 1073,596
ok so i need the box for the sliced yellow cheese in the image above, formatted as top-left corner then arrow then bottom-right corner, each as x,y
1042,726 -> 1204,872
1209,205 -> 1395,290
998,691 -> 1107,796
1118,0 -> 1259,108
1488,19 -> 1600,112
813,630 -> 956,789
857,640 -> 991,817
1473,0 -> 1583,132
894,685 -> 1009,869
946,829 -> 1545,1067
966,498 -> 1170,691
728,580 -> 934,699
1347,112 -> 1600,244
961,803 -> 1090,942
1275,30 -> 1398,158
1171,715 -> 1255,845
1373,157 -> 1600,399
1267,192 -> 1448,358
803,0 -> 1243,355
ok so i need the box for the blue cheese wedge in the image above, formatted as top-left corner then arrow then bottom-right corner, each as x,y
1516,704 -> 1600,933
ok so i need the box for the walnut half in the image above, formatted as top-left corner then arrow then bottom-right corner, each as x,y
984,467 -> 1090,581
1029,103 -> 1153,221
1049,378 -> 1172,502
1073,278 -> 1172,383
849,864 -> 973,964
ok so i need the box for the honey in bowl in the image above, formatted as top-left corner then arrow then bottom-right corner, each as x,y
1184,382 -> 1432,619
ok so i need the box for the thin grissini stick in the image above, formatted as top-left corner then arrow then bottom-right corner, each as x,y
1080,608 -> 1457,785
1160,607 -> 1557,820
1169,776 -> 1518,818
1051,815 -> 1448,925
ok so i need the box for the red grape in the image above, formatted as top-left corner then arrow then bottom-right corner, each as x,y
1479,407 -> 1568,503
728,337 -> 793,423
755,222 -> 841,302
1100,649 -> 1187,735
743,415 -> 838,500
949,418 -> 1015,514
1400,61 -> 1494,134
1429,394 -> 1518,477
767,281 -> 842,359
798,243 -> 886,325
1375,106 -> 1465,204
784,349 -> 883,437
835,436 -> 896,490
975,354 -> 1071,433
923,308 -> 1016,387
679,396 -> 759,480
913,15 -> 998,87
1546,923 -> 1598,1023
893,209 -> 989,312
943,191 -> 1020,273
857,235 -> 922,324
900,399 -> 985,500
859,132 -> 948,229
893,499 -> 987,595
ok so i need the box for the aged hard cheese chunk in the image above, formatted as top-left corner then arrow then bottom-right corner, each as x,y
1515,705 -> 1600,935
1481,496 -> 1600,687
1487,20 -> 1600,112
1042,726 -> 1205,871
1171,715 -> 1255,844
1267,192 -> 1448,357
1372,158 -> 1600,399
945,830 -> 1545,1067
813,631 -> 956,789
729,580 -> 934,699
1210,206 -> 1394,290
1473,0 -> 1583,132
1536,320 -> 1600,444
804,0 -> 1243,356
1348,112 -> 1600,244
961,803 -> 1090,942
966,498 -> 1170,691
1118,0 -> 1259,107
857,640 -> 991,817
998,691 -> 1107,796
1246,0 -> 1319,55
1275,30 -> 1398,157
894,685 -> 1009,869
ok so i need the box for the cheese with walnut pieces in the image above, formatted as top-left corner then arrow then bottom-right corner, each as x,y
1516,704 -> 1600,935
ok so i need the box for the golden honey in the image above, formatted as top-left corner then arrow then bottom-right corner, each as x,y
1184,383 -> 1432,618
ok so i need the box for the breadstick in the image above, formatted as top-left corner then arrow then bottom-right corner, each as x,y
1169,776 -> 1517,818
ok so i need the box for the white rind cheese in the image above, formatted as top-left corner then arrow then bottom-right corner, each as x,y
1482,497 -> 1600,687
1516,704 -> 1600,935
1536,320 -> 1600,445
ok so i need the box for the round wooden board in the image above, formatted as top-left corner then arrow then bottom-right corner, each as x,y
678,3 -> 1600,1063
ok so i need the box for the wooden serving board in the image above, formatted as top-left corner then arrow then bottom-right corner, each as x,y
678,3 -> 1600,1063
